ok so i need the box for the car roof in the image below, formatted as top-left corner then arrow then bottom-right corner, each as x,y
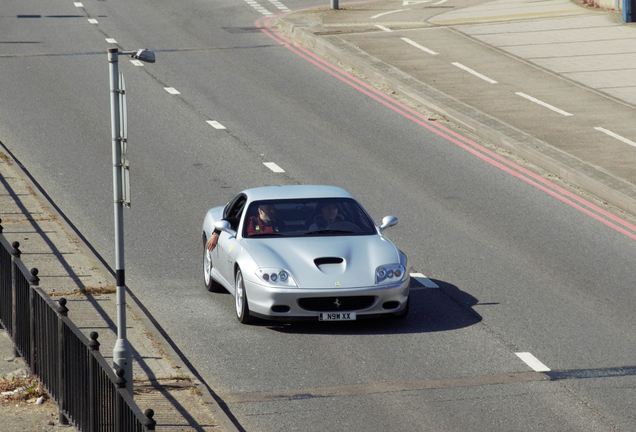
242,185 -> 354,201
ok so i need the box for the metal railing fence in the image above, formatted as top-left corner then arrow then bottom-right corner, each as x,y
0,220 -> 156,431
0,230 -> 15,334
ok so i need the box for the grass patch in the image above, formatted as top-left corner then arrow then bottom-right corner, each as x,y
49,285 -> 117,296
0,151 -> 11,165
0,376 -> 47,402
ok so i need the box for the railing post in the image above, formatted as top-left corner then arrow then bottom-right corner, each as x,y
88,332 -> 100,432
115,368 -> 127,431
10,241 -> 20,358
29,268 -> 39,371
57,298 -> 69,426
144,409 -> 156,431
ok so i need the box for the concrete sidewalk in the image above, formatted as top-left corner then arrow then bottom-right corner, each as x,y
0,154 -> 235,430
276,0 -> 636,217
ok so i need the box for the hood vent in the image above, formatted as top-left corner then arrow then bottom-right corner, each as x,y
314,257 -> 346,275
314,257 -> 343,266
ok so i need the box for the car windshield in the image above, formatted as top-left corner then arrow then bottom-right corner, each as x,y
242,198 -> 376,238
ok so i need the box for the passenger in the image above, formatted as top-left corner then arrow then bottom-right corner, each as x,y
206,216 -> 239,252
246,204 -> 285,236
207,203 -> 285,251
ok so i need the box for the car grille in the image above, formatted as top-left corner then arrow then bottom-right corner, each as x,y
298,296 -> 375,312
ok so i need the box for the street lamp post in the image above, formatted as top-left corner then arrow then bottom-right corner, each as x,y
108,47 -> 155,395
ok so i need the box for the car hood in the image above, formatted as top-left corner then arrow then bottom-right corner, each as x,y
241,235 -> 400,289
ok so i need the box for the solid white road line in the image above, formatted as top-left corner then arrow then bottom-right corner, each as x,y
206,120 -> 226,130
409,273 -> 439,289
516,352 -> 551,372
375,25 -> 393,32
452,62 -> 497,84
401,38 -> 438,55
594,127 -> 636,149
264,162 -> 285,173
164,87 -> 181,95
371,9 -> 410,19
516,92 -> 573,116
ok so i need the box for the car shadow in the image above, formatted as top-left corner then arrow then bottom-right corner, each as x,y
265,279 -> 483,335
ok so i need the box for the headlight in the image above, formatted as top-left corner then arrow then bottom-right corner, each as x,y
375,264 -> 405,285
256,268 -> 297,287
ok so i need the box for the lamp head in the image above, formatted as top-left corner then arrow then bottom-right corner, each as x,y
132,49 -> 155,63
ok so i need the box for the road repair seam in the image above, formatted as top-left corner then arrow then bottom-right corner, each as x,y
220,361 -> 636,404
219,371 -> 548,403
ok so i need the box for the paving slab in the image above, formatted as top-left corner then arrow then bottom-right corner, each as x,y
275,0 -> 636,216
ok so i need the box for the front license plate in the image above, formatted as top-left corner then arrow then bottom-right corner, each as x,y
319,312 -> 356,321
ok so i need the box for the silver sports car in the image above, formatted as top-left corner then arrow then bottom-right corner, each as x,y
202,185 -> 409,323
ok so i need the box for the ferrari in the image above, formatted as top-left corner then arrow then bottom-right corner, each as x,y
202,185 -> 409,323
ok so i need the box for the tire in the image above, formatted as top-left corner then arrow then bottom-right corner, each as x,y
392,296 -> 410,320
203,234 -> 223,292
235,269 -> 253,324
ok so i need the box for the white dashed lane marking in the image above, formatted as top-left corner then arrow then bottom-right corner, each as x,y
164,87 -> 181,95
245,0 -> 291,16
401,38 -> 438,55
263,162 -> 285,173
105,38 -> 117,44
594,127 -> 636,148
130,60 -> 144,67
516,352 -> 551,372
516,92 -> 573,116
409,273 -> 439,289
74,2 -> 83,7
207,120 -> 226,130
88,18 -> 98,24
453,62 -> 497,84
268,0 -> 291,12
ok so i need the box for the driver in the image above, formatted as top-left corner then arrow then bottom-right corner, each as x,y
308,202 -> 344,231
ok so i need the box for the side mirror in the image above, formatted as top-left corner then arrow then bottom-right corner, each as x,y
379,216 -> 398,232
214,220 -> 237,238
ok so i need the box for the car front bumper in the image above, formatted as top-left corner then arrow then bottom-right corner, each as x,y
244,276 -> 410,321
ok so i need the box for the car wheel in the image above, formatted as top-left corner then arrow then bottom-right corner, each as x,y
392,296 -> 410,319
235,269 -> 253,324
203,234 -> 223,292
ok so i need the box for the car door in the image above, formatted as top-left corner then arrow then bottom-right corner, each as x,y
215,231 -> 234,286
216,194 -> 247,285
217,233 -> 241,287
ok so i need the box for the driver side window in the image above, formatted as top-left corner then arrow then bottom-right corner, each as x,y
224,194 -> 247,230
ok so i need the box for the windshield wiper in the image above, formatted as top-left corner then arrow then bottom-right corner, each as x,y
304,229 -> 354,235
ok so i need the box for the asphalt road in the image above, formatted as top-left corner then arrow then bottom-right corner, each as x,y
3,0 -> 636,430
